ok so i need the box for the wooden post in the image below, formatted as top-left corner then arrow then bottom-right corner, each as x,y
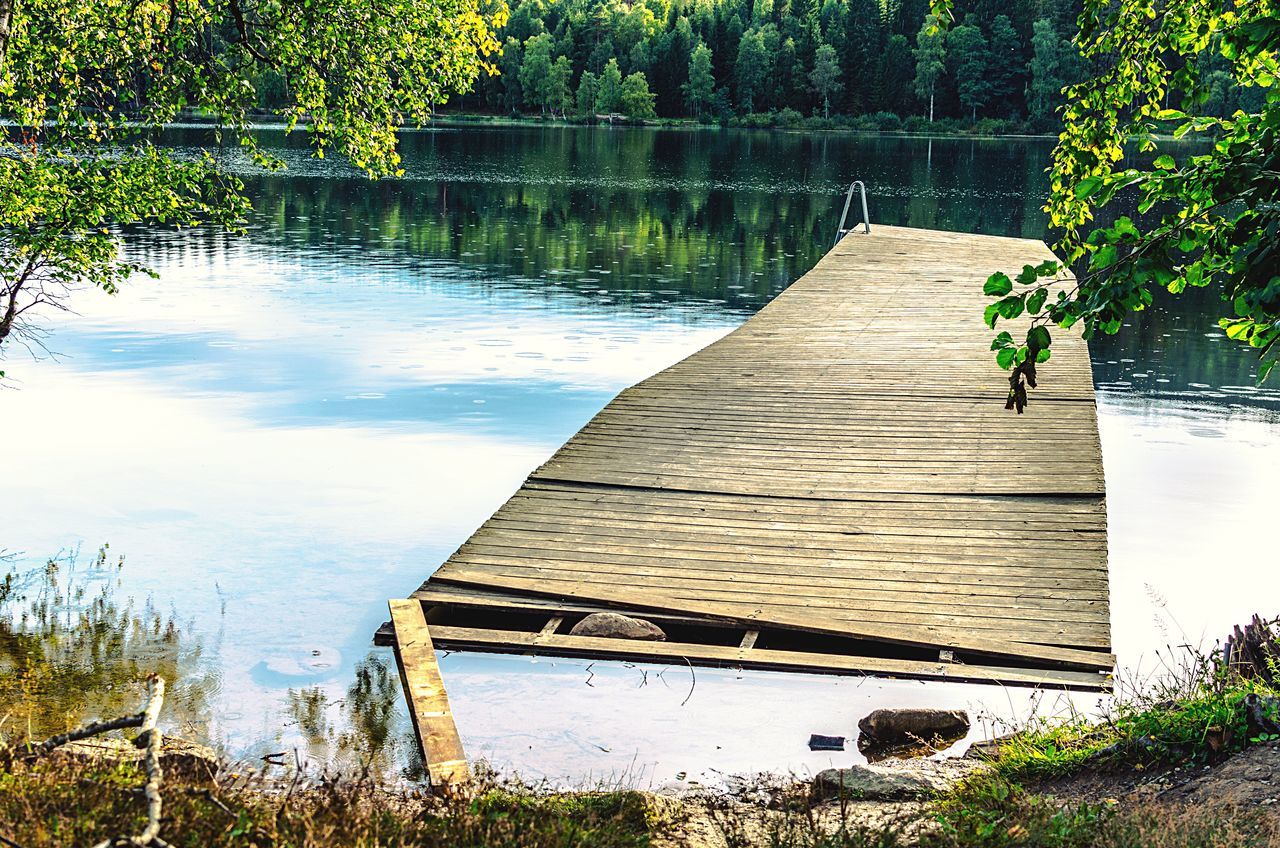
389,599 -> 469,787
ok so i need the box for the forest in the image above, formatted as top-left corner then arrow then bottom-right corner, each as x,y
426,0 -> 1254,130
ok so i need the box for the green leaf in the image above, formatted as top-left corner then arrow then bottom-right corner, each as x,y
983,303 -> 1000,329
996,294 -> 1026,320
1027,288 -> 1048,314
1153,154 -> 1176,170
990,331 -> 1013,350
984,272 -> 1013,297
1015,264 -> 1039,285
1075,176 -> 1103,199
1220,318 -> 1253,341
1027,325 -> 1052,351
1090,245 -> 1119,271
1036,348 -> 1052,363
996,347 -> 1017,369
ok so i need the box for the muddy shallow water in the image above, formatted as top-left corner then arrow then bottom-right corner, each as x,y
3,125 -> 1278,785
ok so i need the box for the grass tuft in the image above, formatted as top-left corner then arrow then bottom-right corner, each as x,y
989,645 -> 1280,781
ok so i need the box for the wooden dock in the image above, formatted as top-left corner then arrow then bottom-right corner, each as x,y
386,225 -> 1112,783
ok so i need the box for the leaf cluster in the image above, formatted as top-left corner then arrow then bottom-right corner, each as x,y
0,0 -> 506,362
934,0 -> 1280,398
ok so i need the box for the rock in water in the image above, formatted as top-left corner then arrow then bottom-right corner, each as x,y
857,708 -> 970,746
569,612 -> 666,641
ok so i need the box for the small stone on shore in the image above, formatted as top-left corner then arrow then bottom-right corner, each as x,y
812,760 -> 964,801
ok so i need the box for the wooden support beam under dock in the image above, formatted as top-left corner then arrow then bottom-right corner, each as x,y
387,225 -> 1113,781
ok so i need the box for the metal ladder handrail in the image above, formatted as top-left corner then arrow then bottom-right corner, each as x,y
834,180 -> 871,245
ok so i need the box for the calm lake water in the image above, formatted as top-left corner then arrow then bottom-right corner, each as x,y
4,125 -> 1278,785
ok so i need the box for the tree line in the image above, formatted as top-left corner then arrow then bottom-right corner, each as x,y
438,0 -> 1258,130
444,0 -> 1089,128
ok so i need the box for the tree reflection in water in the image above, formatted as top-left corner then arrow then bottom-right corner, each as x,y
0,545 -> 216,746
285,653 -> 422,780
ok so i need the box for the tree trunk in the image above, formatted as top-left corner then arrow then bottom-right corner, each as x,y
928,90 -> 935,123
0,0 -> 15,71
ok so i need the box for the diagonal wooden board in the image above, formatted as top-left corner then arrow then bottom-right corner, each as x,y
388,599 -> 470,786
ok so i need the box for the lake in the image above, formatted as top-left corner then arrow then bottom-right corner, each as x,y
3,124 -> 1278,785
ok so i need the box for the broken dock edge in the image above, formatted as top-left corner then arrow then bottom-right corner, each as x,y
385,594 -> 1112,784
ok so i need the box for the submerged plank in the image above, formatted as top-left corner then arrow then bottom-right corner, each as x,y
427,625 -> 1111,691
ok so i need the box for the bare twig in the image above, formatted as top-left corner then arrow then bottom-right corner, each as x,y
26,714 -> 146,758
680,656 -> 696,707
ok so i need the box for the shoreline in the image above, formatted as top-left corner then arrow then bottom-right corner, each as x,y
163,110 -> 1064,143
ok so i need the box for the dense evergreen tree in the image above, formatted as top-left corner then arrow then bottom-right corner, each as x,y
948,16 -> 990,120
841,0 -> 882,113
986,15 -> 1021,115
499,37 -> 525,114
875,34 -> 915,114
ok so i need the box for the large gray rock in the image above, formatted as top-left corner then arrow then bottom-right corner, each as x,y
857,708 -> 970,747
812,764 -> 949,801
569,612 -> 666,641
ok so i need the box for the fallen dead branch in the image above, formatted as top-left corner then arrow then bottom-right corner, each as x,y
18,675 -> 170,847
25,714 -> 147,758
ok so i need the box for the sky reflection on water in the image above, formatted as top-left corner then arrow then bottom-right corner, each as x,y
3,126 -> 1278,786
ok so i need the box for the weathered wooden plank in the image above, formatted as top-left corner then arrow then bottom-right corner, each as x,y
491,502 -> 1106,540
427,625 -> 1111,691
520,481 -> 1108,517
433,569 -> 1115,669
449,548 -> 1110,586
388,599 -> 469,786
437,565 -> 1111,646
445,552 -> 1111,612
